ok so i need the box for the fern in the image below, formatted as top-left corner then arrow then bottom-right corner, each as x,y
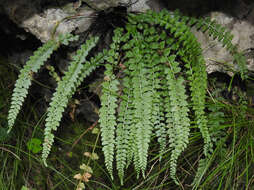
116,30 -> 138,177
99,28 -> 122,179
7,33 -> 78,133
115,33 -> 134,184
116,76 -> 133,184
163,55 -> 190,184
7,9 -> 248,186
42,36 -> 99,165
160,10 -> 213,157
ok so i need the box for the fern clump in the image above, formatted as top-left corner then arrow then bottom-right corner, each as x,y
7,9 -> 247,185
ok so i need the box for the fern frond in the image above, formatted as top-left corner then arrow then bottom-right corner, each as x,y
133,73 -> 153,178
164,56 -> 190,184
116,78 -> 134,185
42,36 -> 99,165
99,64 -> 119,179
143,28 -> 168,159
170,10 -> 215,164
161,11 -> 212,158
192,158 -> 208,187
99,28 -> 123,179
184,14 -> 247,79
188,54 -> 212,157
116,30 -> 140,174
7,33 -> 78,133
115,31 -> 136,184
132,35 -> 154,178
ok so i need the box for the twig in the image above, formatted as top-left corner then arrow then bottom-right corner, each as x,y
0,146 -> 21,160
71,120 -> 98,150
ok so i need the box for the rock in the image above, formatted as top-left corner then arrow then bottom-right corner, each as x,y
82,0 -> 118,10
0,0 -> 163,42
193,9 -> 254,75
82,0 -> 162,12
0,0 -> 95,42
1,0 -> 254,75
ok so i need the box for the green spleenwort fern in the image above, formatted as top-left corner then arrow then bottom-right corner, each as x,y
42,36 -> 101,165
7,33 -> 78,133
7,9 -> 247,185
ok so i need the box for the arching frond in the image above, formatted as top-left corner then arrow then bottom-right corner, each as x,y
42,36 -> 99,165
7,33 -> 78,133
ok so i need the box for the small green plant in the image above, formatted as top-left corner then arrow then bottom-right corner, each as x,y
7,9 -> 247,186
21,185 -> 36,190
26,138 -> 43,154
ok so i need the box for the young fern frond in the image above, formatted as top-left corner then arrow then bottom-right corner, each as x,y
7,33 -> 78,133
42,36 -> 99,165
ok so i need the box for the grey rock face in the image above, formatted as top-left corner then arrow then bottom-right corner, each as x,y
2,0 -> 254,74
0,0 -> 160,43
2,1 -> 96,42
194,10 -> 254,75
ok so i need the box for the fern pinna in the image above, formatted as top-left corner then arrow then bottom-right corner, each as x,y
7,9 -> 246,185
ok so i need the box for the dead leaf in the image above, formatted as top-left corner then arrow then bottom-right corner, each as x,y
74,173 -> 82,180
82,172 -> 92,182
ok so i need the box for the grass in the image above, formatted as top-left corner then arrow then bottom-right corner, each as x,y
190,77 -> 254,190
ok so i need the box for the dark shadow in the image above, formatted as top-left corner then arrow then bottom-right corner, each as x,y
0,0 -> 253,35
208,72 -> 246,100
162,0 -> 245,16
0,0 -> 252,24
0,14 -> 41,56
0,0 -> 78,25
